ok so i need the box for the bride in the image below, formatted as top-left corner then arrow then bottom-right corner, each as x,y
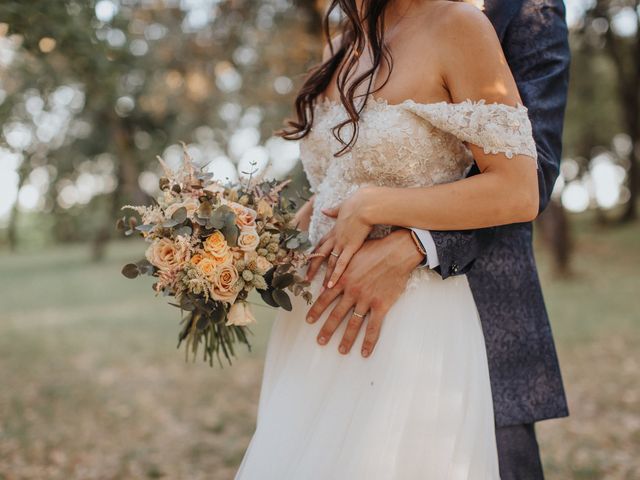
236,0 -> 539,478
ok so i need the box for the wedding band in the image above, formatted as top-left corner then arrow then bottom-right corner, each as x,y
330,251 -> 340,258
352,311 -> 365,319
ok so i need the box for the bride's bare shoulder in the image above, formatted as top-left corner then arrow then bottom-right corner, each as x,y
410,2 -> 502,68
427,2 -> 497,45
426,2 -> 519,104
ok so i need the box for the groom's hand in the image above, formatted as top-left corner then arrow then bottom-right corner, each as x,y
306,229 -> 424,357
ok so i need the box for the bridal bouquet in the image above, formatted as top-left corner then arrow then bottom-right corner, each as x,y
117,147 -> 312,365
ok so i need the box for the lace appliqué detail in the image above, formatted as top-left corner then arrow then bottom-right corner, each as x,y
401,99 -> 538,160
302,97 -> 538,246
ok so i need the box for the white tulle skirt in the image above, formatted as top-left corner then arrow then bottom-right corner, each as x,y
235,269 -> 500,480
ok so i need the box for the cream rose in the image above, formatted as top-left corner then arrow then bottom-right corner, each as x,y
210,263 -> 240,304
226,301 -> 257,327
145,238 -> 187,270
237,226 -> 260,252
203,231 -> 231,263
255,255 -> 273,274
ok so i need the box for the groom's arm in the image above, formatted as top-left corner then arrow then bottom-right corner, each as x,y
415,0 -> 570,279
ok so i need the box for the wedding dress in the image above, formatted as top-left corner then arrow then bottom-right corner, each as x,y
235,91 -> 537,479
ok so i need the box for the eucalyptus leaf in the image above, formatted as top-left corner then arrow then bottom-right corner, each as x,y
121,263 -> 139,279
209,205 -> 234,229
136,258 -> 154,274
272,289 -> 292,311
263,267 -> 275,285
171,206 -> 187,223
273,273 -> 295,289
286,237 -> 300,249
174,225 -> 192,237
162,218 -> 179,228
259,288 -> 279,308
222,224 -> 239,247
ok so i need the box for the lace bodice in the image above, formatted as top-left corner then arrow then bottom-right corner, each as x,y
300,96 -> 537,245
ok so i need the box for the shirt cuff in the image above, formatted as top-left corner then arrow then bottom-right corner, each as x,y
411,228 -> 440,269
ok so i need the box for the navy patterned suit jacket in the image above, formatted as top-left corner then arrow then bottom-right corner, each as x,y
430,0 -> 570,427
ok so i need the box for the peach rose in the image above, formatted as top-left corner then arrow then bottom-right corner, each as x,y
210,263 -> 239,304
196,256 -> 219,279
204,231 -> 231,262
226,301 -> 257,327
237,226 -> 260,252
145,238 -> 187,270
225,201 -> 257,228
207,249 -> 232,265
190,252 -> 204,265
235,208 -> 257,228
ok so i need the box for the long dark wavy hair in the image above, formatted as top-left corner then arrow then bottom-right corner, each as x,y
276,0 -> 395,157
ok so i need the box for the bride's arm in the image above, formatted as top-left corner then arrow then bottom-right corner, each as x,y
324,5 -> 539,287
363,6 -> 538,230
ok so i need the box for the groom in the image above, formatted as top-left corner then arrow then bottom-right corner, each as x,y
305,0 -> 570,478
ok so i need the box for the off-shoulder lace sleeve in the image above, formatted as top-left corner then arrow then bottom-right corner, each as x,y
401,99 -> 538,162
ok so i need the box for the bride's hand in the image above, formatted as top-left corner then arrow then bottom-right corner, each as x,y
320,188 -> 376,288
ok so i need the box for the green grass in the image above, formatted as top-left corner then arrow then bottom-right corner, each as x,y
0,219 -> 638,479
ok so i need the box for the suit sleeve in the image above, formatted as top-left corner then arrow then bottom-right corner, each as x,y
428,0 -> 570,279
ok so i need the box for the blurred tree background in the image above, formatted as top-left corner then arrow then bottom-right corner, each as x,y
0,0 -> 320,256
0,1 -> 638,479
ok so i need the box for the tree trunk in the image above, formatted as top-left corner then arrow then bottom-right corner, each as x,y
537,199 -> 572,277
619,135 -> 639,223
599,1 -> 639,222
6,161 -> 30,251
90,116 -> 147,262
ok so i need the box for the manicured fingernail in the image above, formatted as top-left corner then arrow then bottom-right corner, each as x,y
362,349 -> 369,357
318,336 -> 326,345
306,316 -> 314,323
339,345 -> 347,354
327,281 -> 334,288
